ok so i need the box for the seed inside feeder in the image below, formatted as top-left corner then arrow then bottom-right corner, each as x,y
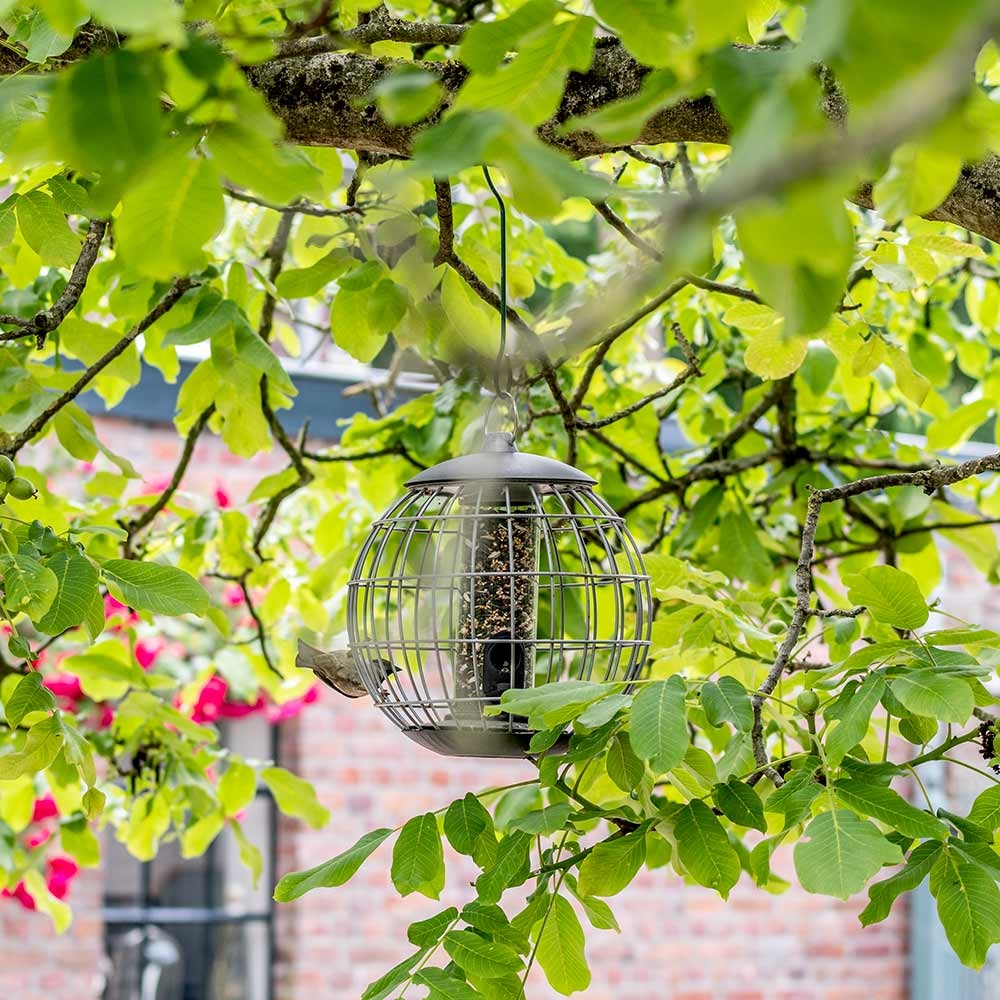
453,486 -> 539,724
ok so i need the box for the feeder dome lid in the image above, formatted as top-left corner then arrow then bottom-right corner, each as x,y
406,433 -> 597,488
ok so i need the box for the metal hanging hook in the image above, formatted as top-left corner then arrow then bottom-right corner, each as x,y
481,165 -> 515,436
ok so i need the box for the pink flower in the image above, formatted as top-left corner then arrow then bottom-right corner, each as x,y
104,594 -> 139,629
220,695 -> 265,719
144,475 -> 172,493
214,484 -> 232,508
43,673 -> 83,700
26,828 -> 53,850
2,882 -> 36,910
266,684 -> 320,724
97,703 -> 116,729
31,795 -> 58,823
222,584 -> 245,607
191,676 -> 228,723
135,637 -> 166,669
80,462 -> 96,474
46,857 -> 79,900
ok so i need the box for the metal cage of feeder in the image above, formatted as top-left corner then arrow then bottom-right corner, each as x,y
346,432 -> 653,758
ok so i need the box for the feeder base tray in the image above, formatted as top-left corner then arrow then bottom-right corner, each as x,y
402,726 -> 570,758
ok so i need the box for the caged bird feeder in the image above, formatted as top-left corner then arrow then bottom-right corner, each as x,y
345,430 -> 653,758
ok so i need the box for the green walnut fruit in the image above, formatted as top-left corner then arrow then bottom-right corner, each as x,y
0,455 -> 14,483
6,476 -> 36,500
796,690 -> 820,714
765,620 -> 787,635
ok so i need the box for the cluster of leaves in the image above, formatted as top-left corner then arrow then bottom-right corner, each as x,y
1,0 -> 1000,995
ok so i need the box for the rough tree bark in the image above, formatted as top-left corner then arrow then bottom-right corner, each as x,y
3,29 -> 999,243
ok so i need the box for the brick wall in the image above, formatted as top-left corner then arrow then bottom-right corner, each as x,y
2,416 -> 917,999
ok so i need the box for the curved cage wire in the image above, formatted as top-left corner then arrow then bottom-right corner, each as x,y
346,440 -> 652,757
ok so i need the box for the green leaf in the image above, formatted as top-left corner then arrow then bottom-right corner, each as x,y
967,784 -> 1000,832
843,566 -> 929,630
23,869 -> 71,933
373,69 -> 444,126
391,812 -> 445,899
274,828 -> 394,901
824,674 -> 886,768
218,760 -> 256,817
930,848 -> 1000,969
275,250 -> 353,298
890,670 -> 974,725
0,553 -> 58,624
15,190 -> 79,266
36,552 -> 100,635
793,809 -> 904,900
674,799 -> 741,898
444,793 -> 494,856
408,907 -> 459,947
577,831 -> 647,898
873,142 -> 963,224
860,840 -> 942,926
713,778 -> 767,832
117,149 -> 224,278
629,676 -> 688,772
163,290 -> 241,347
230,819 -> 263,888
475,832 -> 531,904
3,672 -> 56,727
536,895 -> 591,995
100,559 -> 209,616
60,817 -> 101,868
455,17 -> 594,125
361,949 -> 428,1000
701,676 -> 753,731
414,968 -> 482,999
59,716 -> 96,785
460,0 -> 557,73
181,811 -> 225,858
61,641 -> 144,700
443,930 -> 523,979
509,803 -> 571,836
0,714 -> 64,779
493,680 -> 611,729
834,779 -> 948,840
48,50 -> 161,193
591,0 -> 680,67
260,767 -> 330,829
605,731 -> 644,792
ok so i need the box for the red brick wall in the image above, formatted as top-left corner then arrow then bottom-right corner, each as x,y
2,416 -> 914,999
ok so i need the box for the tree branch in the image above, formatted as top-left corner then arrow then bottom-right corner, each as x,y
0,218 -> 108,348
4,277 -> 195,456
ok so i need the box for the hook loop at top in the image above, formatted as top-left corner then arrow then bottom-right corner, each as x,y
483,391 -> 519,442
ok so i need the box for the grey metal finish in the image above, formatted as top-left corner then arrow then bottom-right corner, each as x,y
347,440 -> 652,758
407,434 -> 597,489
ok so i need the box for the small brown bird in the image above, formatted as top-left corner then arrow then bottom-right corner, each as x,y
295,640 -> 396,699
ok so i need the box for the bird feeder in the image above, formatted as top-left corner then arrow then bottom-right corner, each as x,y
346,432 -> 652,757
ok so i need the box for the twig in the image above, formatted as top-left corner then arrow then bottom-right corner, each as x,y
302,443 -> 427,470
120,405 -> 216,558
223,185 -> 363,218
4,277 -> 196,456
0,218 -> 108,348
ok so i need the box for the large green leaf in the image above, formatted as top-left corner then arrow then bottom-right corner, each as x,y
929,849 -> 1000,969
260,767 -> 330,829
36,552 -> 100,635
3,671 -> 56,727
843,565 -> 929,630
414,968 -> 483,999
391,812 -> 445,899
860,840 -> 942,926
605,731 -> 645,792
535,895 -> 591,995
117,149 -> 224,278
0,553 -> 58,624
794,809 -> 904,900
834,779 -> 948,840
15,190 -> 79,266
493,680 -> 611,730
274,828 -> 394,901
444,793 -> 494,856
713,778 -> 767,832
0,714 -> 64,779
674,799 -> 741,898
100,559 -> 209,616
443,930 -> 523,979
629,676 -> 688,772
890,670 -> 974,724
48,50 -> 162,194
577,831 -> 647,898
701,676 -> 753,731
968,785 -> 1000,832
823,674 -> 886,767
